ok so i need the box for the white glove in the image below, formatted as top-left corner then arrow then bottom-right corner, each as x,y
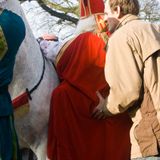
40,40 -> 60,62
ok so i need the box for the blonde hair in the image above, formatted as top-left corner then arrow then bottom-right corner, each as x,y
109,0 -> 139,16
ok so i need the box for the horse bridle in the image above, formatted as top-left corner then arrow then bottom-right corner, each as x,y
26,45 -> 46,100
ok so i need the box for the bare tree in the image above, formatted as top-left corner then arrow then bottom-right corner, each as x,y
20,0 -> 79,24
140,0 -> 160,23
20,0 -> 160,25
20,0 -> 160,39
21,0 -> 79,38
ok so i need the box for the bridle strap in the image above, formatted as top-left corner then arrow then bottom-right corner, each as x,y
26,49 -> 46,100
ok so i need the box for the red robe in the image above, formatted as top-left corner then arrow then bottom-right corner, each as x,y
47,32 -> 132,160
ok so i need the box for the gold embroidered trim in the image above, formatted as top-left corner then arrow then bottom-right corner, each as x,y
80,0 -> 87,18
88,0 -> 92,16
0,26 -> 8,60
55,37 -> 76,66
0,9 -> 3,14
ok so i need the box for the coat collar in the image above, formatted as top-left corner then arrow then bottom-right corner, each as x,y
115,14 -> 139,30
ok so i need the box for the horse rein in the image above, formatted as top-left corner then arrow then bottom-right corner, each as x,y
26,42 -> 46,100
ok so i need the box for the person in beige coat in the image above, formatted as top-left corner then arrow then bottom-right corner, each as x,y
92,0 -> 160,159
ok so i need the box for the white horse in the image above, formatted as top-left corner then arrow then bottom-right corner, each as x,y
6,0 -> 59,159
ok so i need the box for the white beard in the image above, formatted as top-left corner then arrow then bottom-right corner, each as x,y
74,15 -> 98,35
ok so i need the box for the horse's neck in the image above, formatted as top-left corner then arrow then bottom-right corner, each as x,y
11,35 -> 43,98
8,0 -> 43,98
6,0 -> 21,13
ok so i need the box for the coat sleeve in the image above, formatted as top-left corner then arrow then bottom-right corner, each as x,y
105,33 -> 143,114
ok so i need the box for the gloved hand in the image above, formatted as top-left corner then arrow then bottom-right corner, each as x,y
39,39 -> 60,62
37,34 -> 60,62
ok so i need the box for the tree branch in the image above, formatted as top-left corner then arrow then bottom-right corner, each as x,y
19,0 -> 79,24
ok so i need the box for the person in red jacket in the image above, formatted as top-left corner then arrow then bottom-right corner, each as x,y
45,0 -> 132,159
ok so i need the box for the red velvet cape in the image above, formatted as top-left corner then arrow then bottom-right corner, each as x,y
47,32 -> 132,160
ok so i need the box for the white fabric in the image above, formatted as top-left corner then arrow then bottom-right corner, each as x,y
0,0 -> 7,8
40,40 -> 59,61
40,37 -> 73,63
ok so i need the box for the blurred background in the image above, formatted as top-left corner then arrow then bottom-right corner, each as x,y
20,0 -> 160,40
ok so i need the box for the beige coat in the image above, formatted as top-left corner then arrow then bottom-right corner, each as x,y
105,14 -> 160,158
